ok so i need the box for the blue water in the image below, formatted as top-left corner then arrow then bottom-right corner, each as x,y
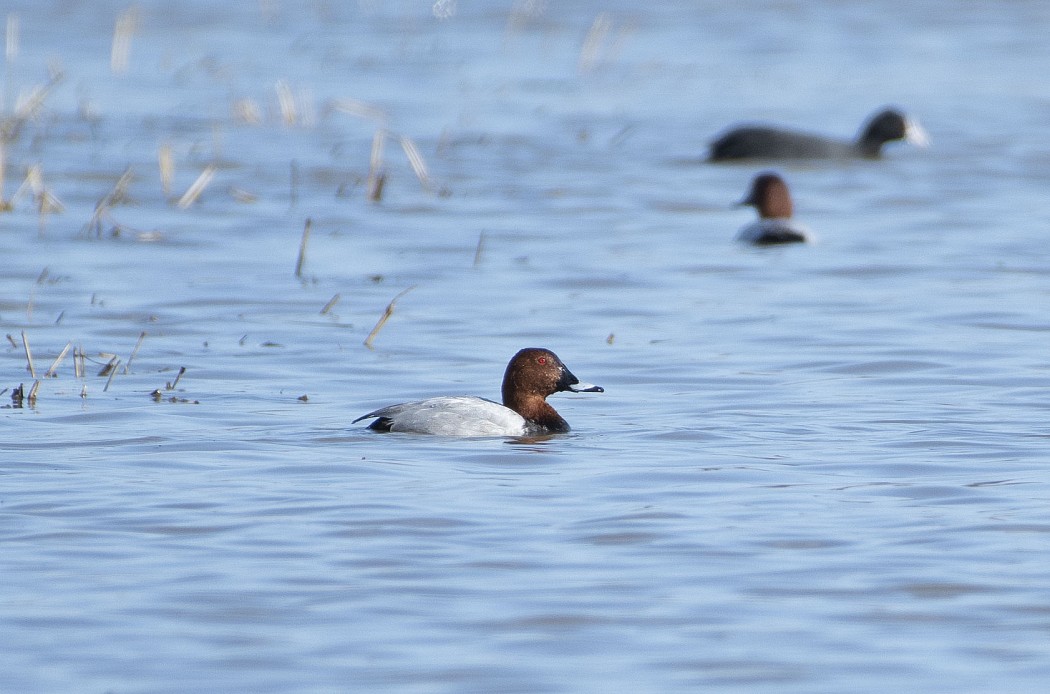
3,1 -> 1050,692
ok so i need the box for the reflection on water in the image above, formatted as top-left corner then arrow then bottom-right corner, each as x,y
3,1 -> 1050,692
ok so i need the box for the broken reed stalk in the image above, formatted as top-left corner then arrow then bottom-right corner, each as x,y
110,6 -> 138,74
320,293 -> 341,315
107,168 -> 134,206
11,166 -> 64,232
367,129 -> 386,202
578,12 -> 612,73
6,14 -> 18,62
473,232 -> 486,267
27,380 -> 39,406
295,218 -> 311,278
102,357 -> 121,392
276,80 -> 297,125
124,331 -> 146,373
74,344 -> 84,379
168,366 -> 185,391
289,159 -> 299,208
176,165 -> 216,209
98,354 -> 118,376
0,139 -> 8,211
2,70 -> 62,142
81,168 -> 135,238
105,168 -> 134,206
21,330 -> 36,379
45,341 -> 73,378
158,143 -> 173,197
328,97 -> 388,123
364,286 -> 415,350
25,267 -> 47,319
399,135 -> 431,192
368,171 -> 386,202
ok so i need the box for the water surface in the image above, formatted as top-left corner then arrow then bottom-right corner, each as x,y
3,1 -> 1050,692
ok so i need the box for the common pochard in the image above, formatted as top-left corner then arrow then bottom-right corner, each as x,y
709,107 -> 928,161
354,348 -> 603,437
736,171 -> 811,246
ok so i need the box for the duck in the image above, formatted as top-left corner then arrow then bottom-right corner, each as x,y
735,171 -> 811,246
708,107 -> 929,161
353,348 -> 603,437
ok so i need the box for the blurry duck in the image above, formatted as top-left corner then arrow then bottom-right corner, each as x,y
709,107 -> 929,161
736,172 -> 811,246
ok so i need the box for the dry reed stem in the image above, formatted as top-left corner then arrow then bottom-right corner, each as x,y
0,139 -> 8,211
367,129 -> 386,201
578,12 -> 612,73
74,344 -> 84,379
45,341 -> 72,378
289,160 -> 299,207
295,218 -> 311,278
98,354 -> 119,377
177,165 -> 216,209
276,80 -> 297,125
320,293 -> 341,315
21,330 -> 35,378
102,357 -> 121,392
228,186 -> 256,203
124,331 -> 146,374
297,86 -> 316,128
328,98 -> 388,124
6,14 -> 19,62
110,6 -> 138,74
27,380 -> 38,406
2,71 -> 62,142
364,286 -> 415,350
232,98 -> 262,125
158,144 -> 173,197
26,269 -> 45,319
368,171 -> 386,202
98,168 -> 134,210
473,232 -> 486,267
399,135 -> 431,191
168,366 -> 185,391
12,165 -> 64,214
111,168 -> 134,203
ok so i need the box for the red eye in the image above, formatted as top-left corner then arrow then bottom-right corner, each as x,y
537,357 -> 546,364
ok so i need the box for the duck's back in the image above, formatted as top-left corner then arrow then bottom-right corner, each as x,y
355,395 -> 528,436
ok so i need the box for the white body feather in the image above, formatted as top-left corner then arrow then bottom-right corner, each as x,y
357,396 -> 530,437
